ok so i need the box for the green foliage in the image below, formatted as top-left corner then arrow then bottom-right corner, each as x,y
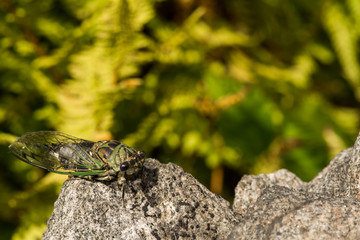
0,0 -> 359,238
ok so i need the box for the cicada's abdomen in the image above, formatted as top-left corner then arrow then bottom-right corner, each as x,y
51,141 -> 104,171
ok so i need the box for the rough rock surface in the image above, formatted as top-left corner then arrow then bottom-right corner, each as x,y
42,159 -> 238,239
228,132 -> 360,239
43,132 -> 360,239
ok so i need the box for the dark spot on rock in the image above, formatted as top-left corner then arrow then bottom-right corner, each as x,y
151,230 -> 161,240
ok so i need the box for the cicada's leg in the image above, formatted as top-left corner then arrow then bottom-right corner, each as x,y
118,175 -> 127,207
140,166 -> 144,186
93,169 -> 117,181
71,175 -> 94,180
94,175 -> 117,181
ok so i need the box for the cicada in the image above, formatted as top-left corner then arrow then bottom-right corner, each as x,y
9,131 -> 145,199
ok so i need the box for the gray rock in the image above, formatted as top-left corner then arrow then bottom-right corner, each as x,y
306,148 -> 352,198
228,185 -> 360,239
42,159 -> 239,239
229,132 -> 360,239
232,169 -> 305,216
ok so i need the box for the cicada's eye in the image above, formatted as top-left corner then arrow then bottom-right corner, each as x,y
120,162 -> 130,171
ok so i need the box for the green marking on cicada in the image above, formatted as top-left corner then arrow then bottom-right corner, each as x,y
9,131 -> 146,203
109,144 -> 123,168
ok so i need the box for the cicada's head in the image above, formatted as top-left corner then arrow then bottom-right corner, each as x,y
138,150 -> 146,159
119,150 -> 146,172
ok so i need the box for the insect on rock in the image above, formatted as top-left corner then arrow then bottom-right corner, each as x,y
9,131 -> 146,203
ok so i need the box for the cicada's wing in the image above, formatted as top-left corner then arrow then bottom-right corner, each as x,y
9,131 -> 106,175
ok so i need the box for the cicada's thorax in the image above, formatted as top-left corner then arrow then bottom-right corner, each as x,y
94,140 -> 139,173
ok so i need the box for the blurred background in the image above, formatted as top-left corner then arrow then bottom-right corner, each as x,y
0,0 -> 360,239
